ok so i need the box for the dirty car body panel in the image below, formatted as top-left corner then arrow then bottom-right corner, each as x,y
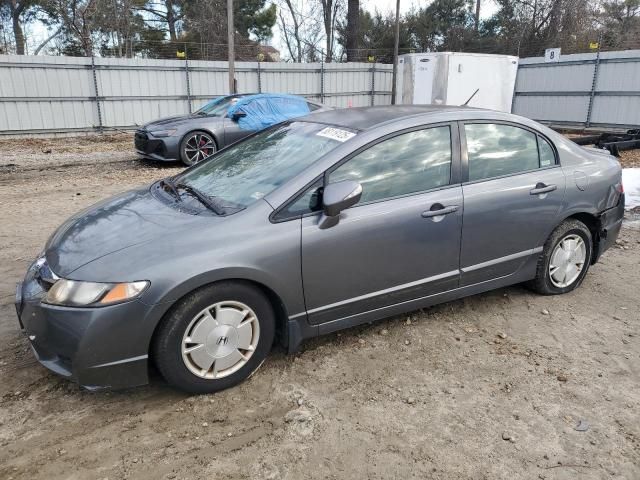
16,106 -> 624,390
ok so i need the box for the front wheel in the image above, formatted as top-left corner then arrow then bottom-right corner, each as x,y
153,282 -> 275,394
529,219 -> 593,295
179,131 -> 216,166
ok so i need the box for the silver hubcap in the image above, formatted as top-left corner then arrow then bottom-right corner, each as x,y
549,234 -> 587,288
184,134 -> 215,164
181,301 -> 260,379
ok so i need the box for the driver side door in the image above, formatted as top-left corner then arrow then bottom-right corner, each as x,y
298,124 -> 463,326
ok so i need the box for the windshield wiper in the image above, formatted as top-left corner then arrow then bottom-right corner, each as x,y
160,178 -> 180,200
175,182 -> 225,215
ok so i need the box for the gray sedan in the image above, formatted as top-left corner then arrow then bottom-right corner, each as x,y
134,93 -> 326,165
16,106 -> 624,393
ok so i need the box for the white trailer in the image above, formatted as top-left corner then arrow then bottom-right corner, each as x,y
396,52 -> 519,112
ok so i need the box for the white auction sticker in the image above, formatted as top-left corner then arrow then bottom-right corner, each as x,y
316,127 -> 356,142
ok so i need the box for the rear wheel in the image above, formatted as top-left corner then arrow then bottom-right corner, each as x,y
180,131 -> 216,166
153,282 -> 275,394
529,219 -> 593,295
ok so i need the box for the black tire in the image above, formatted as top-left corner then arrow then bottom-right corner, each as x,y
153,282 -> 275,394
529,219 -> 593,295
179,130 -> 216,166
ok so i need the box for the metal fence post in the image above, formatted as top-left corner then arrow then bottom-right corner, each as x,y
320,59 -> 325,102
586,34 -> 603,128
257,61 -> 262,93
510,66 -> 519,114
184,44 -> 192,113
90,55 -> 103,134
370,64 -> 376,106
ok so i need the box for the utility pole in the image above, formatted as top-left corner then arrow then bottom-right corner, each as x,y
227,0 -> 236,94
391,0 -> 400,104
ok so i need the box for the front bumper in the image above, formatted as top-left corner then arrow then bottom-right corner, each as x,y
134,130 -> 179,162
594,193 -> 625,262
15,262 -> 151,390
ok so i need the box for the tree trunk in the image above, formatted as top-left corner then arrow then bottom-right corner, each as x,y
346,0 -> 359,61
166,0 -> 178,42
11,7 -> 25,55
322,0 -> 333,62
474,0 -> 481,32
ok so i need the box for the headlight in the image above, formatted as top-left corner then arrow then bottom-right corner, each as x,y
149,129 -> 177,138
44,279 -> 149,307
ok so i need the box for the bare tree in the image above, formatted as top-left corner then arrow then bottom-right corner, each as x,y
345,0 -> 358,60
320,0 -> 342,61
277,0 -> 323,62
133,0 -> 183,41
279,0 -> 302,61
42,0 -> 104,55
33,23 -> 61,53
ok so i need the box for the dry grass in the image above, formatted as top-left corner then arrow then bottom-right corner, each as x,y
0,132 -> 132,156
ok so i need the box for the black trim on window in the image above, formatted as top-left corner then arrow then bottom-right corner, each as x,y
271,177 -> 324,222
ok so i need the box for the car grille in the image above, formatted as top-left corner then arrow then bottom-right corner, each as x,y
134,130 -> 148,151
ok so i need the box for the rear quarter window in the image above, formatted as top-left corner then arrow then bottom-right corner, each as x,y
538,136 -> 556,167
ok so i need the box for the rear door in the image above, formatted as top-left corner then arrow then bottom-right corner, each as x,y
459,121 -> 566,285
298,123 -> 464,325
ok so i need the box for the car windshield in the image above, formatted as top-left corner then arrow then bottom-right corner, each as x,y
195,96 -> 243,116
175,121 -> 352,210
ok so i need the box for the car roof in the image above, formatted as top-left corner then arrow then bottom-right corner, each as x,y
299,105 -> 482,131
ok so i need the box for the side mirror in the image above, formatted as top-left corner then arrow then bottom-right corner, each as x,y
231,110 -> 247,121
318,180 -> 362,229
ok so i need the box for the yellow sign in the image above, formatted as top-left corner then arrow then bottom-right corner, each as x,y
176,51 -> 186,58
589,42 -> 599,50
367,54 -> 375,63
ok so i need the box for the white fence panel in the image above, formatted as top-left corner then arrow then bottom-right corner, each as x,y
0,55 -> 393,136
513,49 -> 640,129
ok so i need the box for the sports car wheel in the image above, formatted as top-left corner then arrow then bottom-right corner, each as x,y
153,282 -> 275,394
180,131 -> 216,166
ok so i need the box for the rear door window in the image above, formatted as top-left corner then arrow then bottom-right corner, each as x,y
464,123 -> 540,182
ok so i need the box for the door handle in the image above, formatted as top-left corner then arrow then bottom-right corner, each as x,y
530,183 -> 557,195
421,204 -> 459,218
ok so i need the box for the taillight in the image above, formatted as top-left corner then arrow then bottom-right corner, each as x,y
616,182 -> 624,194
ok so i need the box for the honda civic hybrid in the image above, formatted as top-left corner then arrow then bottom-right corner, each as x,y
16,106 -> 625,393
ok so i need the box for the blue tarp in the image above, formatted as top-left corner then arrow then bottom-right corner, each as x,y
226,94 -> 311,131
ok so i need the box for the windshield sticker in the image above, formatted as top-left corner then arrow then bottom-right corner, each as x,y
316,127 -> 356,142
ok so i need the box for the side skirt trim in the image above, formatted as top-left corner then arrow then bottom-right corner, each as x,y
461,247 -> 543,273
304,269 -> 460,316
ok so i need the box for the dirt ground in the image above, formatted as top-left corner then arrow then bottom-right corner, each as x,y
0,135 -> 639,480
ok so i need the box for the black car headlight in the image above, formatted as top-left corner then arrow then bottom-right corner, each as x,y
44,279 -> 149,307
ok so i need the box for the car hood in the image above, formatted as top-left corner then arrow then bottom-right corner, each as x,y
142,114 -> 223,130
45,187 -> 209,277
